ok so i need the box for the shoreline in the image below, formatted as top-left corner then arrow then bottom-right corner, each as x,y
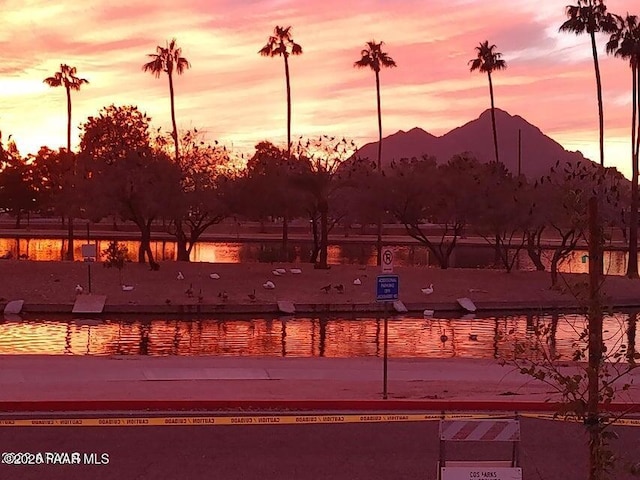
3,260 -> 640,315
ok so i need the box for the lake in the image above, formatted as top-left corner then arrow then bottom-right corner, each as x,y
0,311 -> 636,361
0,236 -> 632,273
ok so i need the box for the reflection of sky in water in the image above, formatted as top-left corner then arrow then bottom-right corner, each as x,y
0,313 -> 635,362
0,237 -> 630,273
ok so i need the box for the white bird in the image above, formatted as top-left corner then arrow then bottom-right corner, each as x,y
263,281 -> 276,290
353,278 -> 362,286
423,309 -> 435,317
121,285 -> 135,291
209,273 -> 220,280
272,270 -> 282,276
289,268 -> 302,274
75,284 -> 84,295
275,268 -> 286,274
421,284 -> 434,295
177,271 -> 185,280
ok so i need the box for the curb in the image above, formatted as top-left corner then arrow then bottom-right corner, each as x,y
1,399 -> 638,413
15,300 -> 610,315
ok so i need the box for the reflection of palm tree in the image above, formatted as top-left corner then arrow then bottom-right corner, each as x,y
44,64 -> 88,261
628,311 -> 637,364
560,0 -> 617,166
606,14 -> 640,278
354,40 -> 397,266
139,323 -> 151,356
143,38 -> 190,162
281,318 -> 287,357
468,41 -> 506,165
318,318 -> 327,357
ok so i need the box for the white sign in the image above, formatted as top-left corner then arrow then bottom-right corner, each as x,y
81,244 -> 97,259
381,247 -> 394,273
441,467 -> 522,480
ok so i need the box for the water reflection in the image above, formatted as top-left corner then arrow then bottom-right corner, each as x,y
0,312 -> 635,361
1,236 -> 634,273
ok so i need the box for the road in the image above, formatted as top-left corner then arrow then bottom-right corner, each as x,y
0,415 -> 638,479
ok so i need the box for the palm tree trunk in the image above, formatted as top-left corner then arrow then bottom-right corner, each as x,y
284,54 -> 292,156
318,199 -> 329,269
65,85 -> 74,261
628,66 -> 638,279
487,72 -> 500,164
283,54 -> 292,253
168,71 -> 179,163
590,32 -> 605,166
375,70 -> 383,266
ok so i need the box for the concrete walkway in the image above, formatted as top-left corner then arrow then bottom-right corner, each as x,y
0,356 -> 638,412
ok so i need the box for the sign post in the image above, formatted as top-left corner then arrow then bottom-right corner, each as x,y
81,240 -> 98,293
376,274 -> 399,399
381,247 -> 394,274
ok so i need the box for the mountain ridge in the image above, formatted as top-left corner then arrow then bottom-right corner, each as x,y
356,109 -> 591,178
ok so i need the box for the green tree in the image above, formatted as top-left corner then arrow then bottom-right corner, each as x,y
80,105 -> 181,269
292,136 -> 358,269
606,13 -> 640,278
471,162 -> 531,272
259,26 -> 303,156
0,135 -> 37,228
469,41 -> 507,165
560,0 -> 618,167
43,64 -> 89,260
143,38 -> 190,163
156,129 -> 233,261
354,40 -> 397,266
29,147 -> 77,227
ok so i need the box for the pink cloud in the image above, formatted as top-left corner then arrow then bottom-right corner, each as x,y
0,0 -> 638,177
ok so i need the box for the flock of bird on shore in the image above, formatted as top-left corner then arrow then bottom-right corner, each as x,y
71,272 -> 485,342
73,268 -> 437,305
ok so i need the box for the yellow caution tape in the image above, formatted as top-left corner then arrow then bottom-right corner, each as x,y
0,412 -> 636,428
0,413 -> 494,428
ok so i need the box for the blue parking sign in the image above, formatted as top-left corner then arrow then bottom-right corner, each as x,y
376,275 -> 399,302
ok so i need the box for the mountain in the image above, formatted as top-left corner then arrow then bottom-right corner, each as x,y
356,109 -> 590,178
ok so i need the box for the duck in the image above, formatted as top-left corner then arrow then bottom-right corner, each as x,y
421,284 -> 434,295
263,281 -> 276,290
353,278 -> 362,286
177,271 -> 185,280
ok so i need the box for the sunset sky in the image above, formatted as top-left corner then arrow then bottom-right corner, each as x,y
1,0 -> 638,177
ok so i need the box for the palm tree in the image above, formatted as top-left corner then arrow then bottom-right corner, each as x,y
469,41 -> 507,165
259,26 -> 303,156
143,38 -> 190,162
606,13 -> 640,278
354,40 -> 397,266
560,0 -> 618,167
44,64 -> 88,261
259,26 -> 303,257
